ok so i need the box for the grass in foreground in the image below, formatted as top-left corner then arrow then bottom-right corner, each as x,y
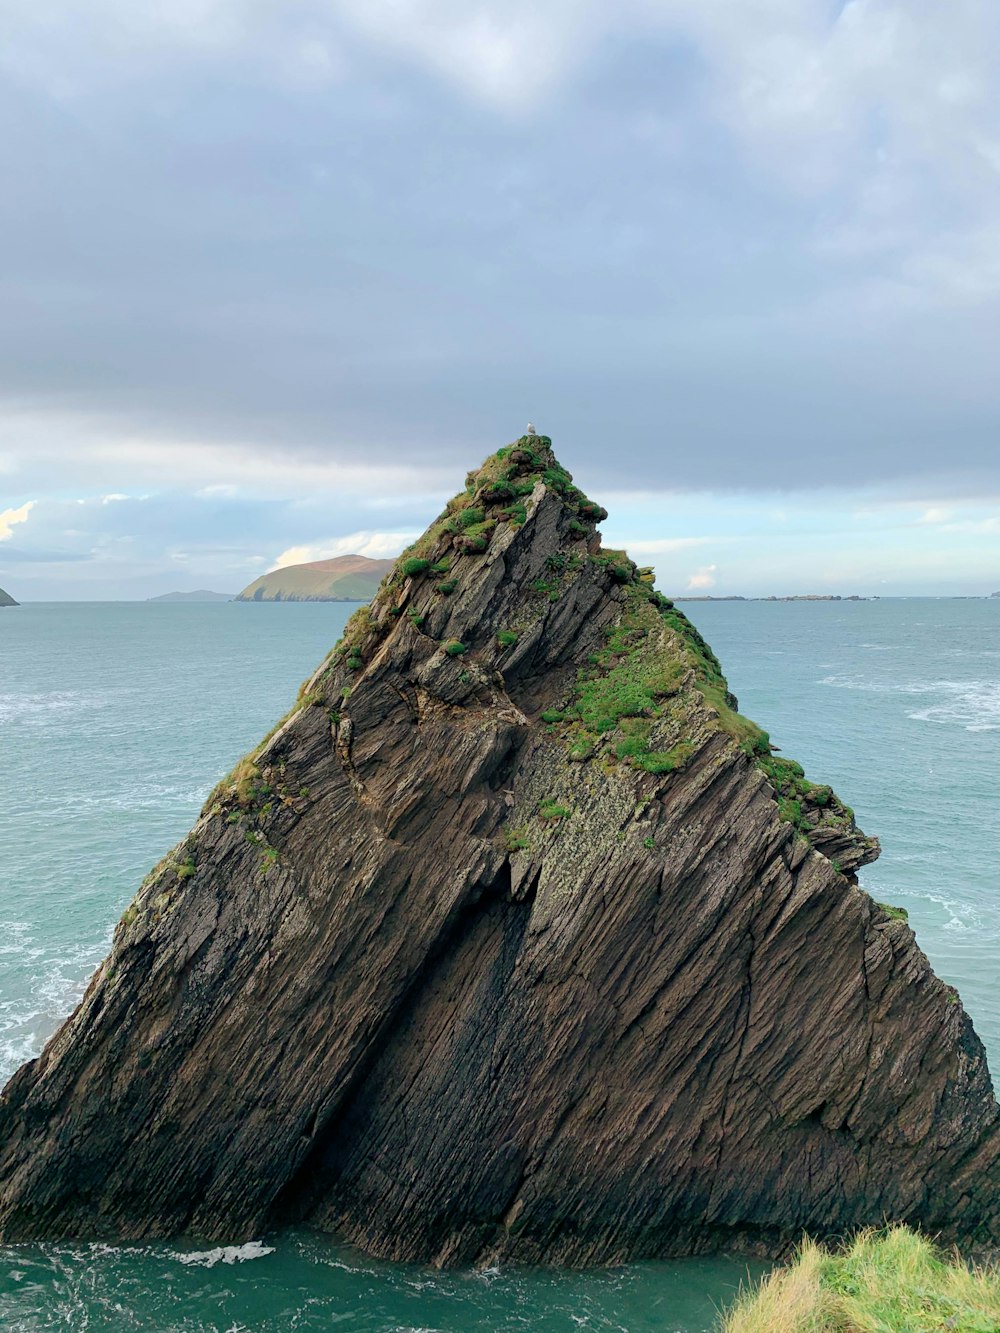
720,1226 -> 1000,1333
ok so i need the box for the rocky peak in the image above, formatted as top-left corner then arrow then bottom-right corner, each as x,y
303,436 -> 877,875
0,437 -> 996,1265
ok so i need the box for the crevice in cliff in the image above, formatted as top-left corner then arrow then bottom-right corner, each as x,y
266,855 -> 534,1232
706,910 -> 759,1208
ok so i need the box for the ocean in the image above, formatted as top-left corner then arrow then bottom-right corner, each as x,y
0,597 -> 996,1330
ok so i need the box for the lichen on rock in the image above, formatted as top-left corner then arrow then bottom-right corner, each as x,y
0,436 -> 997,1267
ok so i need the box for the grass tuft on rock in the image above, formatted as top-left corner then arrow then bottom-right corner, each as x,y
400,556 -> 431,577
877,901 -> 909,922
720,1225 -> 1000,1333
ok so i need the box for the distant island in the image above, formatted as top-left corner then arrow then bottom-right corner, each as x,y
676,594 -> 869,603
0,586 -> 18,607
235,554 -> 394,603
147,590 -> 235,603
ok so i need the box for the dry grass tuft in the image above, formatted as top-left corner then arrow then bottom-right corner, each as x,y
720,1227 -> 1000,1333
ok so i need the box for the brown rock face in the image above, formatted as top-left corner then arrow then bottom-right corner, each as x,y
1,439 -> 998,1264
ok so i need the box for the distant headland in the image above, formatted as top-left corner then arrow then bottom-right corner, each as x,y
0,586 -> 18,607
675,594 -> 870,603
235,554 -> 394,603
146,590 -> 235,603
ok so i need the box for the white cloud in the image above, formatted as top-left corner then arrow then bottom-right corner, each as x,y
687,562 -> 718,590
328,0 -> 603,108
270,530 -> 419,569
0,402 -> 450,499
0,500 -> 35,541
918,506 -> 955,525
196,484 -> 240,499
612,535 -> 713,556
938,515 -> 1000,535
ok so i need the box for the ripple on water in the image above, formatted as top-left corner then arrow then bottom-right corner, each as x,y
0,1235 -> 753,1332
0,691 -> 112,727
818,673 -> 1000,731
0,921 -> 111,1084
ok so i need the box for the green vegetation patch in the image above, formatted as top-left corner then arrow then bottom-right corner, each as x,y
324,603 -> 376,679
756,752 -> 859,841
454,506 -> 484,529
574,612 -> 685,735
499,501 -> 528,526
229,758 -> 270,808
497,629 -> 518,648
454,519 -> 496,553
538,800 -> 570,821
443,639 -> 468,656
876,901 -> 909,922
503,826 -> 530,851
531,577 -> 562,602
400,556 -> 432,577
720,1225 -> 1000,1333
590,549 -> 636,584
634,742 -> 694,775
531,588 -> 695,776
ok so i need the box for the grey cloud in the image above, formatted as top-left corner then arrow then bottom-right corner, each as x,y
0,2 -> 999,497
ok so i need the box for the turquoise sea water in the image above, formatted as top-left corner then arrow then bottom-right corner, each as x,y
0,598 -> 997,1330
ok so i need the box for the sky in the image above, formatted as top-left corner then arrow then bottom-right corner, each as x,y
1,0 -> 1000,600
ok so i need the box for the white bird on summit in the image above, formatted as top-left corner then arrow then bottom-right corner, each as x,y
526,422 -> 536,435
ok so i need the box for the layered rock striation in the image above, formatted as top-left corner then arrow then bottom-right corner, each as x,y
1,438 -> 998,1264
0,586 -> 17,607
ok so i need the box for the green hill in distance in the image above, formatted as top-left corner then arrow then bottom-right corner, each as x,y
235,554 -> 395,603
0,586 -> 18,607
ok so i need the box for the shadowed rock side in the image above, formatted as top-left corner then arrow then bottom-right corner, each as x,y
0,586 -> 17,606
1,438 -> 998,1265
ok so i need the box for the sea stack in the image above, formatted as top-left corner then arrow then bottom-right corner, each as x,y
0,586 -> 17,607
1,437 -> 998,1263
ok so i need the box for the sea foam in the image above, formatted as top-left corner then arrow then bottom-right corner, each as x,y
170,1241 -> 275,1267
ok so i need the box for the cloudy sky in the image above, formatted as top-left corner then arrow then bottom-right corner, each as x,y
2,0 -> 999,599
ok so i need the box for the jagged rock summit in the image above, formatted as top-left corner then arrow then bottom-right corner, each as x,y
1,437 -> 998,1264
